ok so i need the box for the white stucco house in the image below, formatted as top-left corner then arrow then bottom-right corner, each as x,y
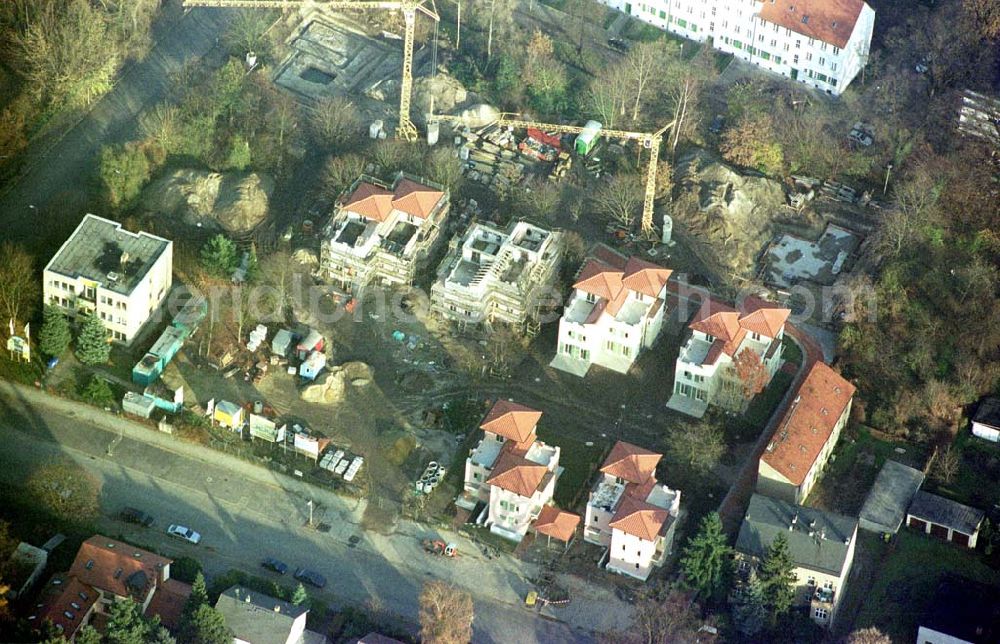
43,214 -> 173,344
598,0 -> 875,95
321,172 -> 449,293
551,245 -> 674,377
458,400 -> 567,542
667,296 -> 791,418
584,441 -> 681,581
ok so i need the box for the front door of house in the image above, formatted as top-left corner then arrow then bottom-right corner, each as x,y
790,69 -> 799,81
625,3 -> 632,15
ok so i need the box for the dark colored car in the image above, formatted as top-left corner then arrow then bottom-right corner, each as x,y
120,507 -> 155,527
294,567 -> 327,589
261,557 -> 289,575
608,37 -> 630,53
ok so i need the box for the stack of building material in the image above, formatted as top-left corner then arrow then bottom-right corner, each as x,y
343,456 -> 364,482
246,324 -> 268,352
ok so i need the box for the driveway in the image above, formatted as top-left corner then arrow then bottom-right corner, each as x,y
0,382 -> 630,642
0,2 -> 234,254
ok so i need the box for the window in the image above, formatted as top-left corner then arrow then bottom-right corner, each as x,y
593,515 -> 599,523
758,34 -> 764,42
808,37 -> 815,47
806,52 -> 813,61
814,608 -> 828,620
770,39 -> 777,47
816,73 -> 828,83
677,18 -> 687,28
819,56 -> 825,66
832,46 -> 840,55
694,375 -> 705,383
473,472 -> 480,480
831,63 -> 837,71
823,581 -> 834,590
738,559 -> 750,572
751,332 -> 761,341
793,54 -> 799,64
659,10 -> 665,19
795,40 -> 801,48
806,576 -> 816,586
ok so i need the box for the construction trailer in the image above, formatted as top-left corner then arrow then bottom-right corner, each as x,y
122,391 -> 157,419
299,350 -> 327,381
271,329 -> 296,357
213,400 -> 245,430
132,353 -> 162,387
296,329 -> 324,360
575,120 -> 603,155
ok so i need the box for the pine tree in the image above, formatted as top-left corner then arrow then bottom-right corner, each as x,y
756,532 -> 797,625
201,235 -> 238,277
74,627 -> 102,644
104,598 -> 151,644
181,604 -> 231,644
74,314 -> 110,365
39,305 -> 71,358
291,582 -> 308,606
679,512 -> 732,600
732,573 -> 767,637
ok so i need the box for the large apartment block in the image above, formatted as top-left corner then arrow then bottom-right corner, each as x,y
600,0 -> 875,95
321,173 -> 449,293
43,214 -> 173,344
551,245 -> 673,377
667,296 -> 790,418
431,220 -> 563,328
584,441 -> 681,581
459,401 -> 569,543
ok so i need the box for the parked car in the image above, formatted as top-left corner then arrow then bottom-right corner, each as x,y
607,37 -> 630,53
166,524 -> 201,545
261,557 -> 289,575
848,122 -> 874,147
119,507 -> 154,527
294,567 -> 327,588
709,114 -> 726,135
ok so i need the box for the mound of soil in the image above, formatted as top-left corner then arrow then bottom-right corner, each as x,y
145,169 -> 274,233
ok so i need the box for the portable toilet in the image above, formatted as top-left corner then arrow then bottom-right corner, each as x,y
575,120 -> 603,156
213,400 -> 244,430
299,350 -> 327,381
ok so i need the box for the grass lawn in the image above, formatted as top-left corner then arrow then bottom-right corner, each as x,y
535,427 -> 606,508
808,425 -> 927,515
723,369 -> 795,443
781,335 -> 803,367
855,529 -> 1000,642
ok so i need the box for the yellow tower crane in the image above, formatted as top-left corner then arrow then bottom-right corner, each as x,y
432,113 -> 673,236
182,0 -> 441,141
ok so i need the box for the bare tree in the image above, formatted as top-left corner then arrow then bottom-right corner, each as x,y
309,96 -> 361,152
584,72 -> 629,129
622,41 -> 672,124
139,102 -> 181,154
604,587 -> 706,644
592,173 -> 642,228
419,581 -> 473,644
0,242 -> 39,328
666,419 -> 725,471
321,153 -> 366,200
469,0 -> 515,61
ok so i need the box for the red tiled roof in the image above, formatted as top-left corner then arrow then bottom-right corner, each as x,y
144,578 -> 192,632
69,536 -> 171,601
601,441 -> 662,484
487,450 -> 549,498
759,0 -> 867,50
622,257 -> 673,298
533,506 -> 581,542
342,182 -> 394,221
574,259 -> 624,301
30,575 -> 97,639
480,400 -> 542,444
739,297 -> 791,339
761,362 -> 856,485
391,178 -> 445,218
609,496 -> 670,542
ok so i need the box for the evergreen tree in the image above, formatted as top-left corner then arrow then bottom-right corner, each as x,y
756,532 -> 797,625
74,314 -> 110,365
80,375 -> 114,408
291,582 -> 308,606
39,305 -> 71,358
200,235 -> 239,277
679,512 -> 732,600
732,573 -> 767,637
104,598 -> 152,644
180,604 -> 231,644
187,571 -> 209,610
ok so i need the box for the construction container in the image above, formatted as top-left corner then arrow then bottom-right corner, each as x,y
149,326 -> 186,368
296,329 -> 324,360
213,400 -> 244,430
171,296 -> 207,334
299,350 -> 327,381
427,121 -> 440,146
370,120 -> 384,139
123,392 -> 156,419
271,328 -> 295,357
575,120 -> 603,156
132,353 -> 162,387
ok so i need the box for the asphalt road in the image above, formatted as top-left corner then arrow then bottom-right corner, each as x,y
0,384 -> 622,642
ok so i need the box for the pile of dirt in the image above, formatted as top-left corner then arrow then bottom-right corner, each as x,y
299,361 -> 373,405
672,152 -> 787,282
292,248 -> 319,266
412,73 -> 469,118
145,169 -> 274,233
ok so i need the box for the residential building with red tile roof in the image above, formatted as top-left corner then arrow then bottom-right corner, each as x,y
758,362 -> 855,504
321,172 -> 449,293
27,536 -> 190,641
430,220 -> 563,328
584,441 -> 681,581
668,295 -> 791,418
552,245 -> 675,377
594,0 -> 875,95
458,400 -> 567,542
532,506 -> 581,546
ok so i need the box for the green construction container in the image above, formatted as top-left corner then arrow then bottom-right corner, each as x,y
575,120 -> 603,156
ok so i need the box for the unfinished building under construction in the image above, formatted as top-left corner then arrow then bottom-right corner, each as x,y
430,220 -> 563,330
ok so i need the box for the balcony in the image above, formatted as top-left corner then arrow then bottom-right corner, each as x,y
811,586 -> 835,605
